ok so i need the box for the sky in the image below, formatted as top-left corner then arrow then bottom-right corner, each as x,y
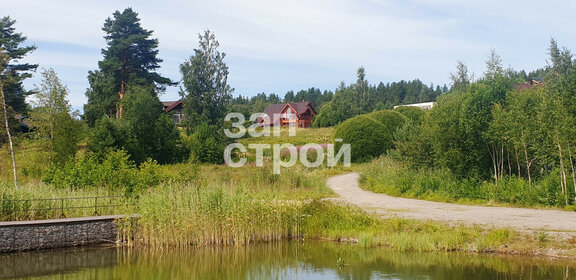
3,0 -> 576,111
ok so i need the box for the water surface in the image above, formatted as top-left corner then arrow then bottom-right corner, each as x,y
1,242 -> 574,279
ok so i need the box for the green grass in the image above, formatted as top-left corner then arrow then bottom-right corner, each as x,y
0,181 -> 128,221
2,135 -> 576,256
359,156 -> 575,209
239,127 -> 335,147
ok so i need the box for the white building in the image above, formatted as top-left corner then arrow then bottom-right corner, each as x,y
394,102 -> 435,110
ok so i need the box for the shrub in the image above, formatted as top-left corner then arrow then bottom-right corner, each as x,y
334,115 -> 389,162
394,106 -> 426,125
366,110 -> 408,135
186,123 -> 227,164
44,150 -> 165,194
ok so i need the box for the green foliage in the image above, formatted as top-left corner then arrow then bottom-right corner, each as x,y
185,122 -> 227,164
300,200 -> 377,236
361,157 -> 574,208
44,150 -> 166,195
394,106 -> 426,125
180,30 -> 232,130
84,8 -> 173,126
449,60 -> 470,92
29,69 -> 81,167
0,16 -> 37,114
335,115 -> 389,162
52,112 -> 82,166
366,110 -> 408,135
88,86 -> 187,164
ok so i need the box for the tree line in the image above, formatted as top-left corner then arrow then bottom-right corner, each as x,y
394,41 -> 576,205
228,69 -> 447,125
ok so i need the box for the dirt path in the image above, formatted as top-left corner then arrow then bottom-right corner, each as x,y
327,173 -> 576,235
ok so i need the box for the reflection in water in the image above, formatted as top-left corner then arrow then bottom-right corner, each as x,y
0,246 -> 117,279
1,242 -> 575,280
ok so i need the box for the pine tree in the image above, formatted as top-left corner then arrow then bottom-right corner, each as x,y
0,16 -> 37,114
84,8 -> 173,126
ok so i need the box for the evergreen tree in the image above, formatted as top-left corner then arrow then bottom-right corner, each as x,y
547,38 -> 573,75
484,49 -> 504,80
84,8 -> 173,126
449,60 -> 470,92
85,8 -> 184,164
0,16 -> 37,114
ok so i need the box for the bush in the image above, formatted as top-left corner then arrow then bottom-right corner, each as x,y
186,123 -> 228,164
334,115 -> 389,162
366,110 -> 409,135
44,150 -> 165,195
394,106 -> 426,125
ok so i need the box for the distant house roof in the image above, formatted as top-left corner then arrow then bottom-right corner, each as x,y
263,104 -> 288,118
264,101 -> 316,115
516,77 -> 543,91
290,101 -> 317,115
260,101 -> 317,124
163,99 -> 183,112
13,113 -> 30,132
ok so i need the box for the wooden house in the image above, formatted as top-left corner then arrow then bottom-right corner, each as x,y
259,101 -> 317,128
162,100 -> 184,125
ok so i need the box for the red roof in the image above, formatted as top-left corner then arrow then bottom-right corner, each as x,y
163,99 -> 183,112
259,101 -> 316,124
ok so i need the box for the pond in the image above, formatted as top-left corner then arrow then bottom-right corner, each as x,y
1,241 -> 574,280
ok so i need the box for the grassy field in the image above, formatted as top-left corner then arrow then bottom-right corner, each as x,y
239,127 -> 335,146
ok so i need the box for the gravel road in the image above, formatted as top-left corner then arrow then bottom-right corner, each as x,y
327,173 -> 576,236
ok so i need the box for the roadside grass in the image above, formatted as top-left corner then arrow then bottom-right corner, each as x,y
359,156 -> 575,210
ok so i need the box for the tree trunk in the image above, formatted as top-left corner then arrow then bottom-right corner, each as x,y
557,141 -> 568,206
514,145 -> 521,177
500,143 -> 505,179
523,141 -> 532,184
117,54 -> 128,119
489,144 -> 498,184
507,146 -> 512,177
568,143 -> 576,203
117,81 -> 125,119
0,84 -> 18,189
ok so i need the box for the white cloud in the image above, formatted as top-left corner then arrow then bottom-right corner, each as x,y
5,0 -> 575,108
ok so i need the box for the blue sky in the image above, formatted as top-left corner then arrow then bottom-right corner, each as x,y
4,0 -> 575,110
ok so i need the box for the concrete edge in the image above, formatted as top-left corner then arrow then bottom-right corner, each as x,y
0,215 -> 127,227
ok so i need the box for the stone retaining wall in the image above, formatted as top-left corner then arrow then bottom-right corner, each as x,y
0,215 -> 122,253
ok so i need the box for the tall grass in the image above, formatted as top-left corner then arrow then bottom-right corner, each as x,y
361,156 -> 574,208
0,181 -> 128,221
135,184 -> 303,247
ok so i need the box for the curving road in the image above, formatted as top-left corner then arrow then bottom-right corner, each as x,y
327,173 -> 576,236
